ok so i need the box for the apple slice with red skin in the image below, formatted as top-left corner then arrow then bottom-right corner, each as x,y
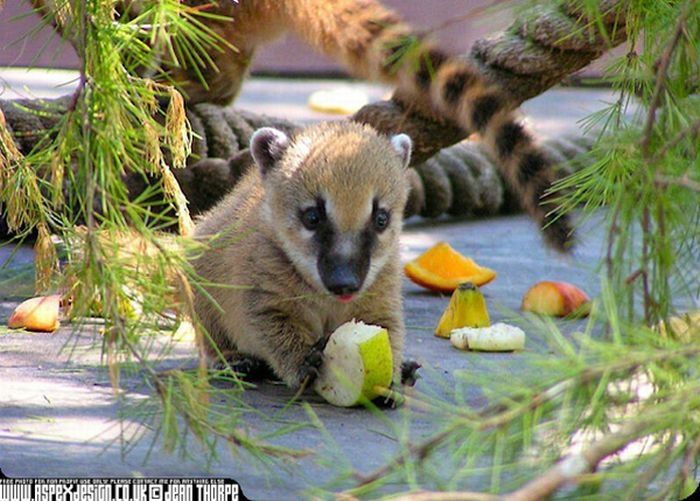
522,281 -> 591,318
7,295 -> 61,332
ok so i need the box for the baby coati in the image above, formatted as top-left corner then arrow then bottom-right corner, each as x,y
192,122 -> 411,388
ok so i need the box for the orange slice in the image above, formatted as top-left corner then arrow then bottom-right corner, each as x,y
404,242 -> 496,292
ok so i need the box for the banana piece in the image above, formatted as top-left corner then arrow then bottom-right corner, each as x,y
435,282 -> 490,338
451,323 -> 526,352
657,310 -> 700,343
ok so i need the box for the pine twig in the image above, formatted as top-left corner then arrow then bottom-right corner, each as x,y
641,207 -> 652,323
640,0 -> 693,156
635,1 -> 693,322
651,118 -> 700,164
606,199 -> 622,279
624,268 -> 645,285
393,491 -> 496,501
351,370 -> 604,488
655,172 -> 700,193
501,414 -> 662,501
348,348 -> 700,495
679,435 -> 700,492
393,388 -> 699,501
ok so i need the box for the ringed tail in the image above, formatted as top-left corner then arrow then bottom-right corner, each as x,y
285,0 -> 574,250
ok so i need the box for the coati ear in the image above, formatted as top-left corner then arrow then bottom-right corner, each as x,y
250,127 -> 290,176
390,133 -> 412,169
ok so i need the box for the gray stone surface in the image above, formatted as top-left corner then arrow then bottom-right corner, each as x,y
0,77 -> 615,499
0,211 -> 606,499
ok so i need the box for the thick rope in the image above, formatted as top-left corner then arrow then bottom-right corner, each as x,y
0,97 -> 593,234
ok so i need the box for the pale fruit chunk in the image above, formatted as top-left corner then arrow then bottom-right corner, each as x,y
657,311 -> 700,343
173,320 -> 196,343
314,321 -> 393,407
308,88 -> 369,115
521,281 -> 590,317
7,295 -> 61,332
450,323 -> 525,352
435,282 -> 490,338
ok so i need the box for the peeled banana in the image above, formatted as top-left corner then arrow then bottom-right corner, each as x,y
435,282 -> 490,338
450,323 -> 526,351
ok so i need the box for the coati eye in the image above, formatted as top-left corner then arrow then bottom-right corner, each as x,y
300,205 -> 325,231
373,208 -> 391,232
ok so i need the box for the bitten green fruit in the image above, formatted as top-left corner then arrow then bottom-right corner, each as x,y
314,321 -> 393,407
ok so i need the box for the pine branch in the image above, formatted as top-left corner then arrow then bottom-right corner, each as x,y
365,381 -> 700,501
679,435 -> 700,493
654,172 -> 700,192
634,0 -> 695,322
501,411 -> 669,501
651,118 -> 700,164
347,347 -> 700,496
350,362 -> 616,489
640,0 -> 693,156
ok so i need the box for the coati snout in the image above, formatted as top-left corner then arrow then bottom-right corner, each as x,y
314,220 -> 372,299
250,125 -> 411,300
311,200 -> 396,299
319,254 -> 365,298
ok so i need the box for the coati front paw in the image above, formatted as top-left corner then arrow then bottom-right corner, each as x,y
229,357 -> 277,381
212,355 -> 277,382
400,359 -> 422,387
297,336 -> 329,385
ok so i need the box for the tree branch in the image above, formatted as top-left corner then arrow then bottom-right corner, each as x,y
347,348 -> 700,497
640,1 -> 692,156
651,119 -> 700,164
654,172 -> 700,192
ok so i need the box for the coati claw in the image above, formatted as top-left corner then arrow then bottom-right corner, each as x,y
401,359 -> 422,387
229,357 -> 277,381
298,336 -> 329,383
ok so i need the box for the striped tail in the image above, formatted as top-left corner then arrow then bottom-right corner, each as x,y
285,0 -> 574,250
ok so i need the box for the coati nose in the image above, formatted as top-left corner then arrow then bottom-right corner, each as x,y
324,266 -> 362,297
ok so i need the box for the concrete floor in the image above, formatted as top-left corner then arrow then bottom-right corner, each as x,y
0,212 -> 607,499
0,72 -> 617,499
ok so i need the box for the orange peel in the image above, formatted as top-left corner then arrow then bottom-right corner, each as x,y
404,242 -> 496,292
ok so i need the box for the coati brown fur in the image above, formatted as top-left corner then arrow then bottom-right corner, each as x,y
192,121 -> 412,388
31,0 -> 575,249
